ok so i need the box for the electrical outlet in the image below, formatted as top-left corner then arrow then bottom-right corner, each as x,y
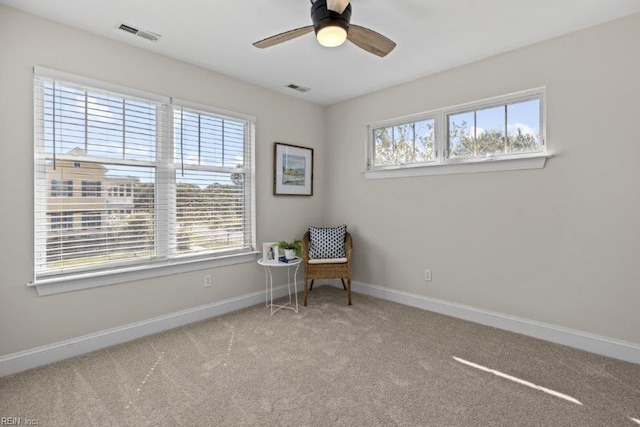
204,274 -> 212,287
424,269 -> 432,282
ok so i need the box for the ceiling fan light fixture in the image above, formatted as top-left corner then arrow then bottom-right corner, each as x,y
253,0 -> 396,58
316,25 -> 347,47
311,0 -> 351,48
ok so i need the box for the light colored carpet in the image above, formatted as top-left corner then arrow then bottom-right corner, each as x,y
1,286 -> 639,426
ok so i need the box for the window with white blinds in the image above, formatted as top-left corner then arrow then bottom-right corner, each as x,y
33,68 -> 255,284
172,105 -> 253,258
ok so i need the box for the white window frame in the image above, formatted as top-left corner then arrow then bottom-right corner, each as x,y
365,88 -> 550,179
31,67 -> 258,295
170,98 -> 257,260
367,112 -> 438,170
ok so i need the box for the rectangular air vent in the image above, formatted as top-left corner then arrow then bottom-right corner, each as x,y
116,22 -> 161,42
118,23 -> 138,34
286,84 -> 311,93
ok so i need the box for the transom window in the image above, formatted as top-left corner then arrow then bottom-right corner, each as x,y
447,97 -> 542,160
34,68 -> 255,286
372,118 -> 435,167
367,88 -> 545,175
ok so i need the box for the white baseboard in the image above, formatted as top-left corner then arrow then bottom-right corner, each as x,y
4,280 -> 638,378
326,280 -> 640,364
0,283 -> 296,377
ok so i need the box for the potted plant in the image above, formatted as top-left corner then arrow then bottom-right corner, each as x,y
277,240 -> 302,260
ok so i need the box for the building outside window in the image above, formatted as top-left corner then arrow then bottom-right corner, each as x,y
51,179 -> 73,197
82,180 -> 102,197
81,211 -> 102,229
50,212 -> 73,230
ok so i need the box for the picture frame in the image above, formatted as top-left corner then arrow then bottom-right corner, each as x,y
262,242 -> 279,261
274,142 -> 314,196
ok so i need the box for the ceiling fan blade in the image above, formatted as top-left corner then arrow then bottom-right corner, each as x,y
253,26 -> 314,49
327,0 -> 350,14
347,24 -> 396,57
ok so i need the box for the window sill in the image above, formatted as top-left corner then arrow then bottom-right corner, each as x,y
30,251 -> 260,296
364,154 -> 550,179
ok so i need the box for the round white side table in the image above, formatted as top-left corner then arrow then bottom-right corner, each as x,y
257,257 -> 302,315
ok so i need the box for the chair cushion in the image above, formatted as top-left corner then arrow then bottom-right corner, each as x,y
308,258 -> 348,264
309,225 -> 346,259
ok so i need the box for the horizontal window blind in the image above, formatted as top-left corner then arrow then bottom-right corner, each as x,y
34,69 -> 255,281
172,105 -> 254,257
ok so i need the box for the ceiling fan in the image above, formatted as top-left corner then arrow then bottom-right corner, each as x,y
253,0 -> 396,57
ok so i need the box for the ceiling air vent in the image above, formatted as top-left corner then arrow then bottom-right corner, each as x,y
286,84 -> 311,93
116,22 -> 161,42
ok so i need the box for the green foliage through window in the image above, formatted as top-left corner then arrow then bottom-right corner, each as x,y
373,119 -> 435,167
368,90 -> 544,170
448,99 -> 541,159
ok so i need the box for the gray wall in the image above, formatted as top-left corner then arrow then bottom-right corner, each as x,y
0,5 -> 326,356
325,13 -> 640,345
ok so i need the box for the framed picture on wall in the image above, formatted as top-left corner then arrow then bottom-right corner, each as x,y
273,142 -> 313,196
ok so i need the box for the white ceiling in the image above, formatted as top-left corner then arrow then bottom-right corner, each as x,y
3,0 -> 640,105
